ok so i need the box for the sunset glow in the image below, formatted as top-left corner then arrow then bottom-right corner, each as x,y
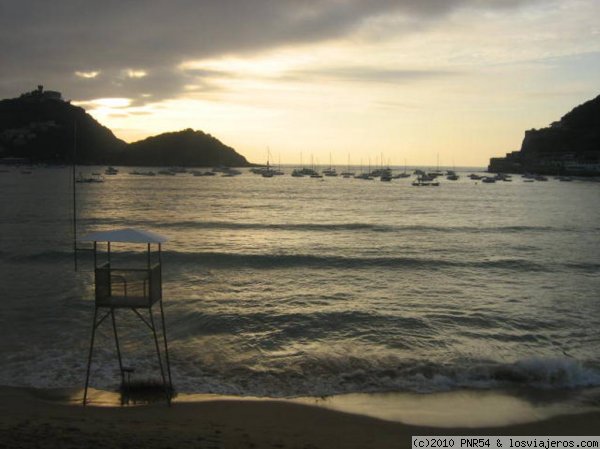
2,0 -> 599,166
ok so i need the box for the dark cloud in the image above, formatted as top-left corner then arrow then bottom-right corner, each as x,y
0,0 -> 534,103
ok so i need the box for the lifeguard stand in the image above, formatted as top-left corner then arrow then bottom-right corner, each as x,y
81,228 -> 173,405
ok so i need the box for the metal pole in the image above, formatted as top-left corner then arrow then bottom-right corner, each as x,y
83,307 -> 98,406
111,309 -> 124,387
149,308 -> 169,404
157,242 -> 172,398
147,243 -> 151,269
72,121 -> 77,271
159,298 -> 173,394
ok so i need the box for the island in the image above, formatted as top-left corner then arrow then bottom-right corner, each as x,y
0,86 -> 251,167
488,94 -> 600,175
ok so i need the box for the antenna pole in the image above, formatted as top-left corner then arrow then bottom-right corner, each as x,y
72,120 -> 78,271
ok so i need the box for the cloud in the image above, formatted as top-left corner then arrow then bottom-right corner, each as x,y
0,0 -> 538,104
282,66 -> 457,84
75,71 -> 100,79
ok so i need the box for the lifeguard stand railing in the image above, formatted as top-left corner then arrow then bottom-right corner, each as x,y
81,228 -> 173,405
94,263 -> 162,309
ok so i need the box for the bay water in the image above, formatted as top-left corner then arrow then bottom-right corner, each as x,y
1,167 -> 599,401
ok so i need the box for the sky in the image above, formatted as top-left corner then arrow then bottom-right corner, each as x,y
1,0 -> 599,167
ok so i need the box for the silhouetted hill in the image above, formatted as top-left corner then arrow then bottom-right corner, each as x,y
489,95 -> 600,175
0,86 -> 251,166
0,87 -> 125,163
124,129 -> 249,166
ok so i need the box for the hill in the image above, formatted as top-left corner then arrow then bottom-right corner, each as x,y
489,95 -> 600,175
0,86 -> 125,163
0,86 -> 251,166
124,129 -> 249,167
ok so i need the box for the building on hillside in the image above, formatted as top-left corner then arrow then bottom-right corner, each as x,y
19,85 -> 63,102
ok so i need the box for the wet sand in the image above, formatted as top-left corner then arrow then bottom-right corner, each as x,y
1,386 -> 599,449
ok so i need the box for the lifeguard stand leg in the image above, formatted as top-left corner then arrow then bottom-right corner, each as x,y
110,309 -> 125,386
149,308 -> 169,404
83,307 -> 98,406
159,298 -> 173,393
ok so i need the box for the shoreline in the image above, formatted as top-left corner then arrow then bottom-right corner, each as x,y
2,386 -> 599,449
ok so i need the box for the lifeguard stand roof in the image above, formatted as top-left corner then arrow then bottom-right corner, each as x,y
80,228 -> 167,243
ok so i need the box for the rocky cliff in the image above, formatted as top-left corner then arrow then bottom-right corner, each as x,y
488,95 -> 600,175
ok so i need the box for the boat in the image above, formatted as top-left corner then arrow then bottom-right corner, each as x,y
300,167 -> 318,176
393,159 -> 411,178
341,155 -> 355,178
323,154 -> 338,176
104,166 -> 119,175
221,168 -> 242,177
446,170 -> 459,181
259,148 -> 277,177
481,177 -> 496,183
76,172 -> 104,183
262,163 -> 274,178
262,166 -> 274,177
412,175 -> 439,186
380,168 -> 392,181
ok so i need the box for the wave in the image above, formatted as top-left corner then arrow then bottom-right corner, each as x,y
3,348 -> 598,397
171,251 -> 551,271
170,355 -> 600,397
75,217 -> 574,234
9,249 -> 599,274
7,249 -> 553,272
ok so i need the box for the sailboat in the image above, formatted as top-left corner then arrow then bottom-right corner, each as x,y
394,159 -> 411,178
412,175 -> 439,187
446,159 -> 459,180
262,160 -> 274,178
341,154 -> 354,178
292,153 -> 305,177
323,153 -> 338,176
261,148 -> 275,177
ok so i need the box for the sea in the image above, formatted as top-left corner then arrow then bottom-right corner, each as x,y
1,166 -> 600,405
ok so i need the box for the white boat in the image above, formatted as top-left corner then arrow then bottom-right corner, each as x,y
76,172 -> 104,183
412,175 -> 439,186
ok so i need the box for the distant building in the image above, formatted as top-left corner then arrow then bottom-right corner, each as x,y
19,85 -> 63,102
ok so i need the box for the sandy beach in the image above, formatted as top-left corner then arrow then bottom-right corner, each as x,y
1,387 -> 598,449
